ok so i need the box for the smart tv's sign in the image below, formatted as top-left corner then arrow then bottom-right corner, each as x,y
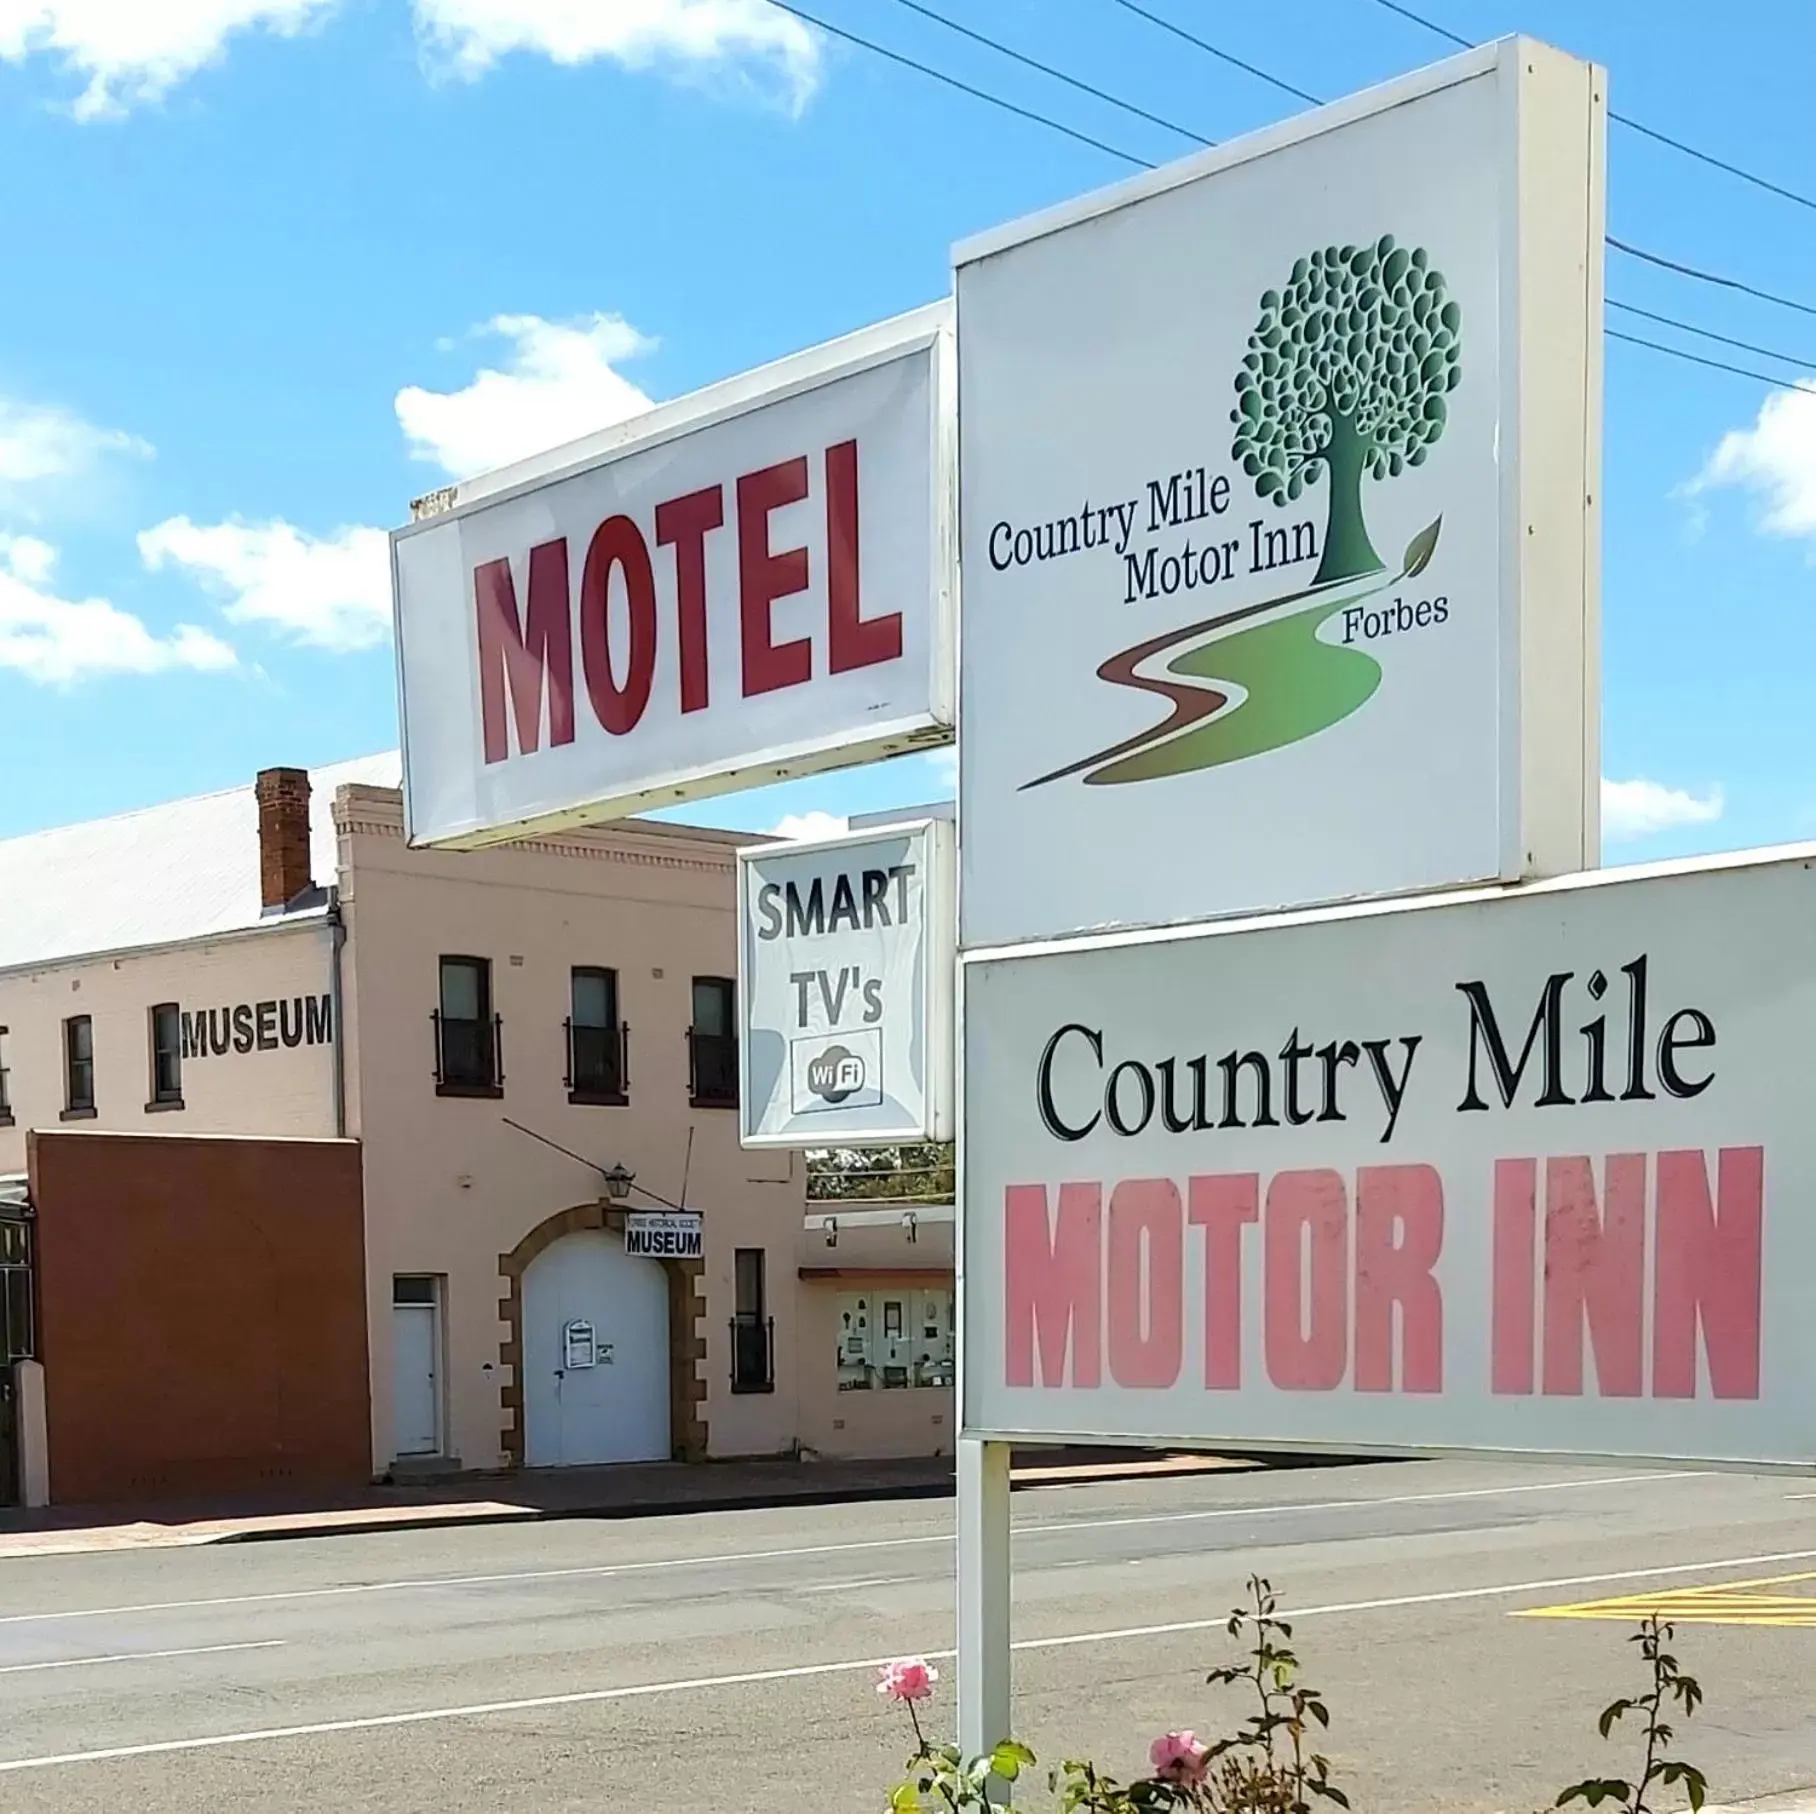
738,820 -> 955,1147
392,306 -> 954,849
962,852 -> 1816,1467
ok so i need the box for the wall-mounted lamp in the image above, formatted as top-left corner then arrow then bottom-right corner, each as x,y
601,1163 -> 636,1204
824,1216 -> 838,1249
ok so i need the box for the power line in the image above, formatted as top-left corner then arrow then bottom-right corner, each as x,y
1607,329 -> 1812,393
1102,0 -> 1323,106
1086,7 -> 1816,330
1615,115 -> 1816,218
882,0 -> 1210,148
1608,299 -> 1816,374
1609,237 -> 1816,323
1370,0 -> 1468,47
767,0 -> 1154,167
780,4 -> 1808,392
1360,0 -> 1816,218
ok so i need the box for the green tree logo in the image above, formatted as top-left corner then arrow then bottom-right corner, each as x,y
1232,235 -> 1460,588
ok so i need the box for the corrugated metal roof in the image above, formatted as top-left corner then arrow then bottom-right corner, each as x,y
0,753 -> 401,973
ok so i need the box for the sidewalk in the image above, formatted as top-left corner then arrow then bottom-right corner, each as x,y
0,1446 -> 1262,1559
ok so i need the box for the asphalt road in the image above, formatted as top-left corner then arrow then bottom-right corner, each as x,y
1,1459 -> 1814,1811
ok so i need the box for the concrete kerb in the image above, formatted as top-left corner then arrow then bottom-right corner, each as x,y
0,1451 -> 1280,1557
191,1454 -> 1268,1546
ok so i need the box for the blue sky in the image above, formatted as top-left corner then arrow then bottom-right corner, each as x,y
0,0 -> 1810,858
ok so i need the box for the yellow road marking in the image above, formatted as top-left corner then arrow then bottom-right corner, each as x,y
1519,1569 -> 1816,1627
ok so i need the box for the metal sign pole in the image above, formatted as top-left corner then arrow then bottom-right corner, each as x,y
956,1435 -> 1012,1786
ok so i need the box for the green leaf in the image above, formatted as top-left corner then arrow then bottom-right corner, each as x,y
1403,515 -> 1442,577
990,1741 -> 1036,1781
1559,1781 -> 1633,1809
1311,1783 -> 1351,1809
891,1782 -> 923,1814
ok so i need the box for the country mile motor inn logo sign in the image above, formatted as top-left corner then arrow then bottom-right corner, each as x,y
1023,235 -> 1461,791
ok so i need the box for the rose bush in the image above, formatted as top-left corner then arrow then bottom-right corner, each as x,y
880,1580 -> 1709,1814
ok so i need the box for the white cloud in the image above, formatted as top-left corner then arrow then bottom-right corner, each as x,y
0,533 -> 56,584
1694,382 -> 1816,543
0,395 -> 149,510
138,515 -> 391,653
0,0 -> 337,119
772,810 -> 847,841
1602,776 -> 1724,843
395,313 -> 657,480
413,0 -> 819,109
0,534 -> 235,684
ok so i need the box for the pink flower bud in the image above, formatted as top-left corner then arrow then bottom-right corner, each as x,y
876,1658 -> 939,1703
1149,1730 -> 1209,1785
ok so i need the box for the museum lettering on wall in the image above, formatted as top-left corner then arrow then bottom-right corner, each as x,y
179,995 -> 333,1060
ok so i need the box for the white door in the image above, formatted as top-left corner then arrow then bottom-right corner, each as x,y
392,1291 -> 441,1457
523,1231 -> 669,1467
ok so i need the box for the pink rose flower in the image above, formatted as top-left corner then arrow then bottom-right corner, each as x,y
1149,1730 -> 1210,1785
876,1658 -> 939,1703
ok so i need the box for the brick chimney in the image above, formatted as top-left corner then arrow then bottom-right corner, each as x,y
255,767 -> 313,910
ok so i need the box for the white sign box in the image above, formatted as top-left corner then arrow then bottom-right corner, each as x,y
961,848 -> 1816,1469
739,820 -> 955,1146
625,1212 -> 703,1261
955,39 -> 1604,946
394,306 -> 954,848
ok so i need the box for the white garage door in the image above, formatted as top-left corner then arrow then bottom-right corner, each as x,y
523,1230 -> 670,1467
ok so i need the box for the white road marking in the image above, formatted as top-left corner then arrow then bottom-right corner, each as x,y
0,1471 -> 1703,1628
1,1540 -> 1806,1774
0,1641 -> 282,1676
1021,1546 -> 1816,1649
793,1576 -> 920,1595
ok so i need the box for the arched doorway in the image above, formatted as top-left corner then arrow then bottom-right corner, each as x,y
497,1202 -> 707,1468
521,1231 -> 668,1466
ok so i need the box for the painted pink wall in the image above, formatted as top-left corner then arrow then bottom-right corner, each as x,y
337,785 -> 807,1470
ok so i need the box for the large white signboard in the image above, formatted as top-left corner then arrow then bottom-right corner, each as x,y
962,848 -> 1816,1468
739,820 -> 955,1146
955,39 -> 1604,946
394,306 -> 954,848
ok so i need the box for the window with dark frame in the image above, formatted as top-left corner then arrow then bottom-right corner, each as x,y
435,956 -> 500,1095
689,975 -> 737,1107
149,1002 -> 183,1108
0,1025 -> 11,1125
730,1247 -> 773,1392
0,1214 -> 33,1364
568,966 -> 626,1103
63,1014 -> 94,1115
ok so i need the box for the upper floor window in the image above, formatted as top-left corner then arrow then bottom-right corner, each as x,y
0,1025 -> 11,1126
688,976 -> 737,1108
567,967 -> 627,1105
63,1014 -> 94,1117
148,1003 -> 183,1109
435,956 -> 501,1097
